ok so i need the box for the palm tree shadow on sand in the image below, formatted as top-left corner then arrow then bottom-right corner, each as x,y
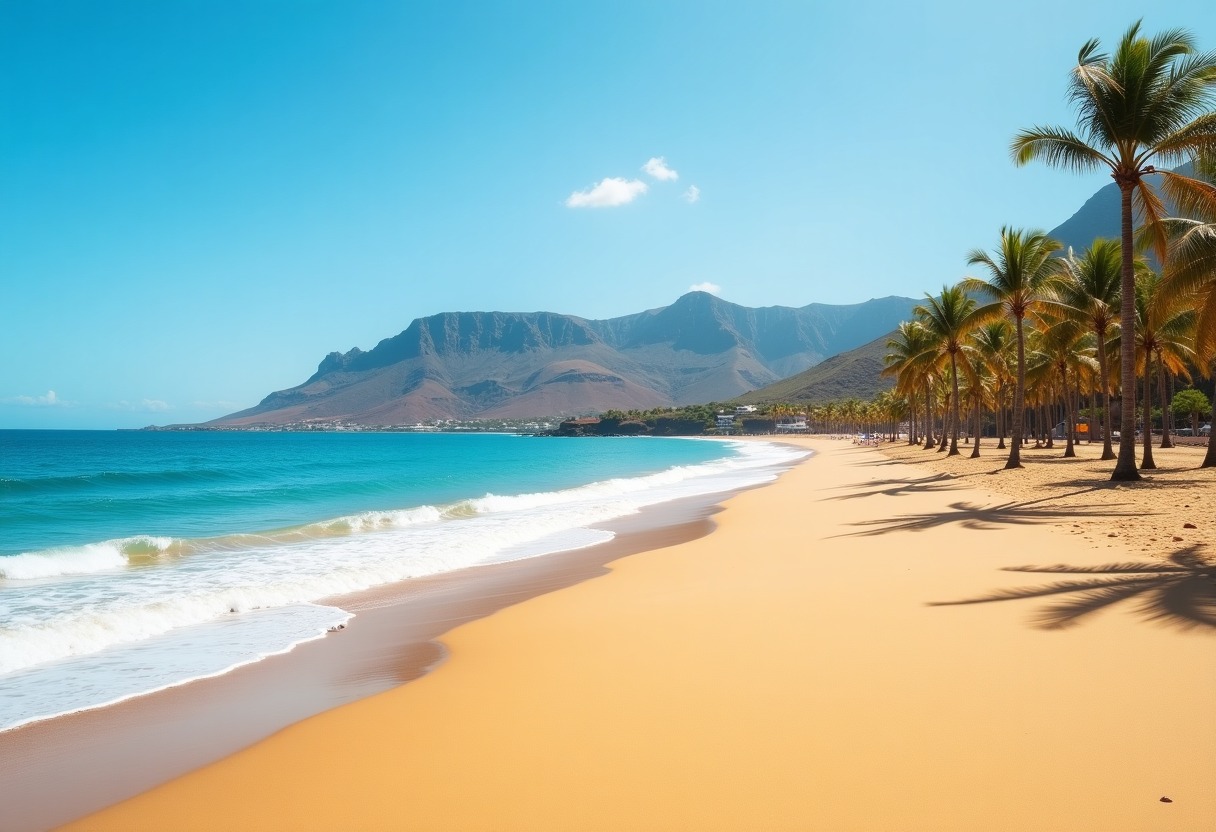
930,547 -> 1216,632
824,473 -> 966,501
834,492 -> 1138,535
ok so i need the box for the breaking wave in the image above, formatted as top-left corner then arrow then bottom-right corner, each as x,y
0,438 -> 808,729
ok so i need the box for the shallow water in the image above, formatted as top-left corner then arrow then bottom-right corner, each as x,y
0,431 -> 806,729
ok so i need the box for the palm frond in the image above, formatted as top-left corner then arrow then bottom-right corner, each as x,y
1159,166 -> 1216,221
1134,181 -> 1170,262
1010,126 -> 1110,171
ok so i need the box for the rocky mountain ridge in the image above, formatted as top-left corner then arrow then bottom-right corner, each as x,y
213,292 -> 917,425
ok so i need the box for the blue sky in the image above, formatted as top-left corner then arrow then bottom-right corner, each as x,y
3,0 -> 1214,428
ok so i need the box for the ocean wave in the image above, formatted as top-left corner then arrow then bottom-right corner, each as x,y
0,440 -> 808,678
1,441 -> 806,583
0,536 -> 177,580
0,508 -> 450,581
0,604 -> 351,732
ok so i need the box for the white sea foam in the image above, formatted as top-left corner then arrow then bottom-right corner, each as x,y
0,604 -> 350,731
315,505 -> 445,533
0,536 -> 175,580
0,439 -> 807,730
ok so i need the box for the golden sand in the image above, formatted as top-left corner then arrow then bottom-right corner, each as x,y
876,437 -> 1215,555
62,437 -> 1216,831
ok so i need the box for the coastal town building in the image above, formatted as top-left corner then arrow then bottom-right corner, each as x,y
775,415 -> 808,433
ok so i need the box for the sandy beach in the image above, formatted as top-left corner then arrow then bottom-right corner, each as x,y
55,437 -> 1216,830
0,489 -> 729,832
876,437 -> 1216,556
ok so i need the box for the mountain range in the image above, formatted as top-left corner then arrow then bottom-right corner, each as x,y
209,171 -> 1153,425
739,331 -> 896,406
212,293 -> 917,425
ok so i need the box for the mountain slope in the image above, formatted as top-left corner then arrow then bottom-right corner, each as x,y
737,332 -> 896,405
213,293 -> 916,425
1047,163 -> 1190,254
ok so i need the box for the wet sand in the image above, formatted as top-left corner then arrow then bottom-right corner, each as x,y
1,488 -> 751,832
57,437 -> 1216,831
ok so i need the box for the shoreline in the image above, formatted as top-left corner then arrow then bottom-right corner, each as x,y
0,448 -> 801,832
59,436 -> 1216,831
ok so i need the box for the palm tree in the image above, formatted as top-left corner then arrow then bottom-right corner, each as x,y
1161,156 -> 1216,467
1011,21 -> 1216,479
1025,332 -> 1062,451
1110,267 -> 1197,469
1033,314 -> 1095,458
914,285 -> 981,456
821,402 -> 838,435
962,228 -> 1065,468
933,373 -> 953,453
970,321 -> 1015,450
887,394 -> 910,441
959,346 -> 992,458
1050,239 -> 1123,459
842,399 -> 861,436
922,371 -> 941,450
883,321 -> 936,445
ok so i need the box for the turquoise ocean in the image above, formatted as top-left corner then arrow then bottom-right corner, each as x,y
0,431 -> 805,731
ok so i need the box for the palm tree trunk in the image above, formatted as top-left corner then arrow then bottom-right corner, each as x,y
970,393 -> 981,458
1063,368 -> 1076,458
1074,384 -> 1081,444
1045,399 -> 1054,449
1007,317 -> 1026,468
1090,385 -> 1097,443
1203,432 -> 1216,468
938,389 -> 950,453
923,379 -> 935,449
1113,182 -> 1141,480
1096,332 -> 1115,459
1158,357 -> 1173,448
938,401 -> 950,452
1078,385 -> 1085,442
948,353 -> 961,456
1141,356 -> 1157,470
997,385 -> 1006,449
1167,371 -> 1176,434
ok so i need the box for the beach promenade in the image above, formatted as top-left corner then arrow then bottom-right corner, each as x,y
62,437 -> 1216,831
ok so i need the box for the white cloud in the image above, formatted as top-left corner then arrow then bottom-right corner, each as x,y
642,157 -> 679,181
689,282 -> 721,295
2,390 -> 74,407
107,399 -> 174,412
682,185 -> 701,203
566,177 -> 649,208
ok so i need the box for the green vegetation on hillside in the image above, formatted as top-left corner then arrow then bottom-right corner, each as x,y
735,332 -> 895,405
